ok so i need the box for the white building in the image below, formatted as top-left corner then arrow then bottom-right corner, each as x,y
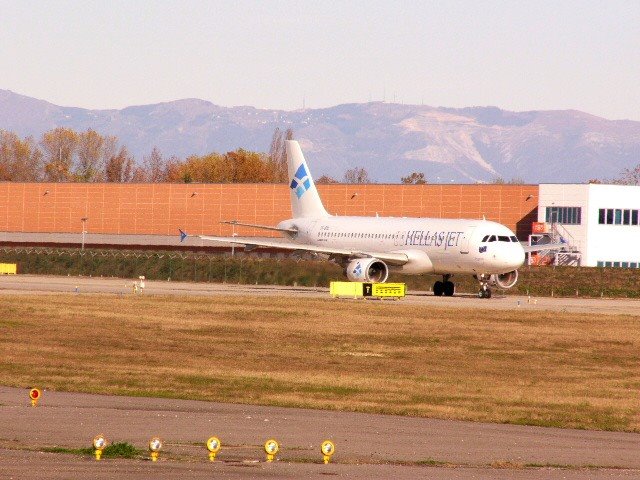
536,184 -> 640,267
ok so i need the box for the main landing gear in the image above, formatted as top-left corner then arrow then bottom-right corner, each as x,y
476,274 -> 492,299
433,275 -> 455,297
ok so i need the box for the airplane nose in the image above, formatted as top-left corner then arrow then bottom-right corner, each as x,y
511,245 -> 526,269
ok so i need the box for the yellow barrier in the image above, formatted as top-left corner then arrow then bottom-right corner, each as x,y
330,281 -> 406,299
0,263 -> 17,275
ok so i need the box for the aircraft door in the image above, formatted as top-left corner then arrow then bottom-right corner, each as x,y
393,230 -> 401,246
460,226 -> 476,254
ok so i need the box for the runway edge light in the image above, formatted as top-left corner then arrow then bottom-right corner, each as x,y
93,434 -> 107,461
264,438 -> 279,462
148,437 -> 162,462
206,436 -> 221,462
29,388 -> 41,407
320,440 -> 335,464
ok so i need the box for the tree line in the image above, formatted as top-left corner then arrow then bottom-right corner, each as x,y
0,126 -> 431,185
0,127 -> 294,184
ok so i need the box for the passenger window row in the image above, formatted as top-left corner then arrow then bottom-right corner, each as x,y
319,231 -> 396,239
481,235 -> 518,243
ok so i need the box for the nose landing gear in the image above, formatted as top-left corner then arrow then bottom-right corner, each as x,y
433,274 -> 455,297
476,274 -> 492,299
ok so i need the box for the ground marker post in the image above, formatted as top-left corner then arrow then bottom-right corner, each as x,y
29,388 -> 41,407
264,439 -> 279,462
206,436 -> 221,462
321,440 -> 335,464
93,434 -> 107,461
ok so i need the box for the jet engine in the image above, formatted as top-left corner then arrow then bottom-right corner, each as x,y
490,270 -> 519,289
345,258 -> 389,283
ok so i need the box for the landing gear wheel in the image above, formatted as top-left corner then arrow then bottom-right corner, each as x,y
433,281 -> 444,296
478,287 -> 492,299
443,281 -> 455,297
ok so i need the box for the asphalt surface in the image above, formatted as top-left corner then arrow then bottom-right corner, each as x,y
1,387 -> 639,479
1,275 -> 640,479
2,274 -> 640,316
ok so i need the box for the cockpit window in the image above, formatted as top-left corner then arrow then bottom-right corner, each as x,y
488,235 -> 496,242
510,236 -> 518,242
498,235 -> 510,242
481,235 -> 489,242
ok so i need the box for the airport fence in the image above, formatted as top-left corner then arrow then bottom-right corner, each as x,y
0,246 -> 639,298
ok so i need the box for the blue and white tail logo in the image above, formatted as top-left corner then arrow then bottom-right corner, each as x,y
290,164 -> 312,199
285,140 -> 329,218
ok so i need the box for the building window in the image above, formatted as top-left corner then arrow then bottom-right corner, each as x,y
599,208 -> 640,226
545,206 -> 582,225
599,261 -> 639,268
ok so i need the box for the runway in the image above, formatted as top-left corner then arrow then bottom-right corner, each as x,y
1,386 -> 639,479
1,273 -> 639,316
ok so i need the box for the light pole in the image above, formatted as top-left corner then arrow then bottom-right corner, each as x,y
81,217 -> 88,250
231,230 -> 238,257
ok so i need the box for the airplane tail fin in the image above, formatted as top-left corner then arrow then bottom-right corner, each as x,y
286,140 -> 329,218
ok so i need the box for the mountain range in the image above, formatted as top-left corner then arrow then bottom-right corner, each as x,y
1,89 -> 639,183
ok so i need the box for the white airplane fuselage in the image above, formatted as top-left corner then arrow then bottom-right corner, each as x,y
279,216 -> 525,276
193,140 -> 529,296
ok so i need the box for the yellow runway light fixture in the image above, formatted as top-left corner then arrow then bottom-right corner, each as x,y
206,436 -> 221,462
320,440 -> 335,464
29,388 -> 41,407
93,434 -> 107,461
264,438 -> 279,462
148,437 -> 162,462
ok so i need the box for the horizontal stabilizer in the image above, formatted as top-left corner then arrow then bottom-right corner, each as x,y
220,220 -> 298,234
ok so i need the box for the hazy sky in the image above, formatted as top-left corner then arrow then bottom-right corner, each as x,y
1,0 -> 638,120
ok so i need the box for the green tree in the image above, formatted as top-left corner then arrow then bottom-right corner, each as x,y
76,129 -> 105,182
613,164 -> 640,185
41,127 -> 79,181
343,166 -> 371,184
316,175 -> 339,184
0,130 -> 43,181
401,172 -> 427,184
105,146 -> 135,182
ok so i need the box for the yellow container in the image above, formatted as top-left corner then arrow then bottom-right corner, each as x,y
330,281 -> 364,298
330,281 -> 405,299
0,263 -> 17,274
372,283 -> 406,298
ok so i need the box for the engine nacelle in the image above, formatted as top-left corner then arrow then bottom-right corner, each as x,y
346,258 -> 389,283
490,270 -> 519,289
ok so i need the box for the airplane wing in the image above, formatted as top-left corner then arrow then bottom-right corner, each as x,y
197,234 -> 409,266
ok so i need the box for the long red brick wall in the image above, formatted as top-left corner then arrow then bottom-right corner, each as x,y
0,183 -> 538,239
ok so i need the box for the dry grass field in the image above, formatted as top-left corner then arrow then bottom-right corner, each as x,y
1,294 -> 638,432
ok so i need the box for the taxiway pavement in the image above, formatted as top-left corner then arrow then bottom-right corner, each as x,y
1,386 -> 639,479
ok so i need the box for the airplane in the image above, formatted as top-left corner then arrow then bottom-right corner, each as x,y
180,140 -> 561,298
